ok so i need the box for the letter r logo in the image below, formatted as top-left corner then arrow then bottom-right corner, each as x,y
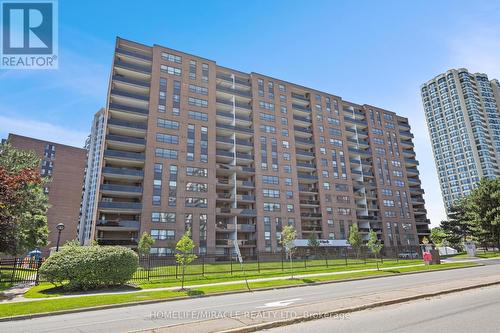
2,2 -> 53,54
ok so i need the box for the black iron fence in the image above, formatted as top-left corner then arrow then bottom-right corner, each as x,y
0,245 -> 424,286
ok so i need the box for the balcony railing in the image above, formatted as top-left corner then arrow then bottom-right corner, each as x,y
296,149 -> 314,156
115,47 -> 152,61
109,103 -> 149,115
216,84 -> 252,97
294,127 -> 312,134
216,123 -> 253,133
297,173 -> 317,180
96,220 -> 140,229
106,134 -> 146,145
111,89 -> 149,101
292,103 -> 311,112
291,92 -> 309,102
216,98 -> 252,110
101,184 -> 143,193
107,118 -> 147,130
98,201 -> 142,210
112,75 -> 150,88
114,60 -> 151,74
102,167 -> 144,178
296,162 -> 315,168
97,238 -> 138,246
104,150 -> 145,161
215,73 -> 251,87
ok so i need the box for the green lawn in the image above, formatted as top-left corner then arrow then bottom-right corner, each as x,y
0,261 -> 476,319
26,259 -> 422,298
451,251 -> 500,259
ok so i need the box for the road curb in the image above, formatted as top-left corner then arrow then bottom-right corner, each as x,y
0,263 -> 481,322
216,280 -> 500,333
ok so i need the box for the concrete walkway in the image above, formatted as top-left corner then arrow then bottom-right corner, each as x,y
2,262 -> 429,303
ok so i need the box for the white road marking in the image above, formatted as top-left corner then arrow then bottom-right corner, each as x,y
256,298 -> 303,308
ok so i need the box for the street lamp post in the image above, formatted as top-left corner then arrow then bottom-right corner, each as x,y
55,223 -> 65,252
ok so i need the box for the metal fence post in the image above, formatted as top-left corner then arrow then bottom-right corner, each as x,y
344,247 -> 348,267
147,255 -> 151,281
175,262 -> 178,279
257,252 -> 260,273
35,258 -> 42,285
11,258 -> 17,283
230,251 -> 233,276
202,255 -> 205,277
281,251 -> 284,272
325,248 -> 328,268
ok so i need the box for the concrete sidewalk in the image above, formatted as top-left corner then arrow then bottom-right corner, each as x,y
2,262 -> 428,303
130,273 -> 500,333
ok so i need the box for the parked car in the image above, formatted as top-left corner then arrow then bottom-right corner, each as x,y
398,251 -> 419,259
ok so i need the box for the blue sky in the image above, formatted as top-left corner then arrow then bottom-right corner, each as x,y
1,0 -> 499,227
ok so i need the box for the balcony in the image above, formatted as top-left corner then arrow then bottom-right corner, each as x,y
216,208 -> 257,216
98,201 -> 142,213
216,73 -> 251,87
102,167 -> 144,180
298,185 -> 318,193
344,116 -> 368,127
216,111 -> 252,123
296,162 -> 315,169
292,103 -> 311,113
106,134 -> 146,150
216,98 -> 252,110
100,184 -> 143,196
297,173 -> 317,180
107,118 -> 147,136
216,123 -> 253,134
348,147 -> 371,156
112,75 -> 150,88
96,220 -> 140,231
399,130 -> 414,138
216,84 -> 252,98
97,238 -> 138,246
217,223 -> 256,233
115,47 -> 152,61
111,89 -> 149,102
114,60 -> 151,74
291,92 -> 309,102
299,200 -> 320,206
296,149 -> 314,157
109,103 -> 149,117
404,158 -> 419,166
300,213 -> 322,219
346,128 -> 368,137
104,149 -> 145,162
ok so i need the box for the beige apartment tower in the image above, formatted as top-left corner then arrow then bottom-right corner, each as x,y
87,37 -> 430,257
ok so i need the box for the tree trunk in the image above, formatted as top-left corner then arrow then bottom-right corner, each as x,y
181,264 -> 185,290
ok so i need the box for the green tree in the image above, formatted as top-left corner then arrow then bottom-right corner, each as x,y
137,232 -> 155,256
430,227 -> 447,246
467,178 -> 500,250
280,225 -> 297,279
175,229 -> 197,290
0,142 -> 48,255
307,232 -> 320,256
348,224 -> 363,259
367,230 -> 383,261
441,197 -> 473,247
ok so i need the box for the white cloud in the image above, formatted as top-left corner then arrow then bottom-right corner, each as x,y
0,115 -> 87,148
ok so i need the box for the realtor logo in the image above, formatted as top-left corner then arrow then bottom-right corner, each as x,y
1,0 -> 58,69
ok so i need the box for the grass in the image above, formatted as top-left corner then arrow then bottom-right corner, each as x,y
25,259 -> 422,298
0,261 -> 476,319
446,251 -> 500,259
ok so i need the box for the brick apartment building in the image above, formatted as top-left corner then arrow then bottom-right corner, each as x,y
83,37 -> 430,257
8,134 -> 87,255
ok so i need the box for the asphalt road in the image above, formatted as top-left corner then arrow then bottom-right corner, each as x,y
2,263 -> 500,333
261,284 -> 500,333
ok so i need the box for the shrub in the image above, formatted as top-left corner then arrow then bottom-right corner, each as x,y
39,244 -> 138,290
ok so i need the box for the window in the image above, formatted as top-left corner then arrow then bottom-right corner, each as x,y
186,166 -> 208,177
263,202 -> 281,212
157,118 -> 179,129
262,175 -> 279,185
287,204 -> 294,212
202,63 -> 209,82
186,182 -> 208,192
161,52 -> 182,63
260,112 -> 275,122
188,84 -> 208,95
282,140 -> 289,149
383,200 -> 395,207
262,188 -> 280,198
335,184 -> 349,192
152,212 -> 176,223
260,125 -> 276,133
156,133 -> 179,144
259,101 -> 275,111
337,208 -> 351,215
188,97 -> 208,108
160,65 -> 181,76
185,197 -> 208,208
155,148 -> 178,159
189,60 -> 196,80
188,110 -> 208,121
323,182 -> 331,190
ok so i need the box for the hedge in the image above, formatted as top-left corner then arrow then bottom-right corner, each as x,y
39,244 -> 138,290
